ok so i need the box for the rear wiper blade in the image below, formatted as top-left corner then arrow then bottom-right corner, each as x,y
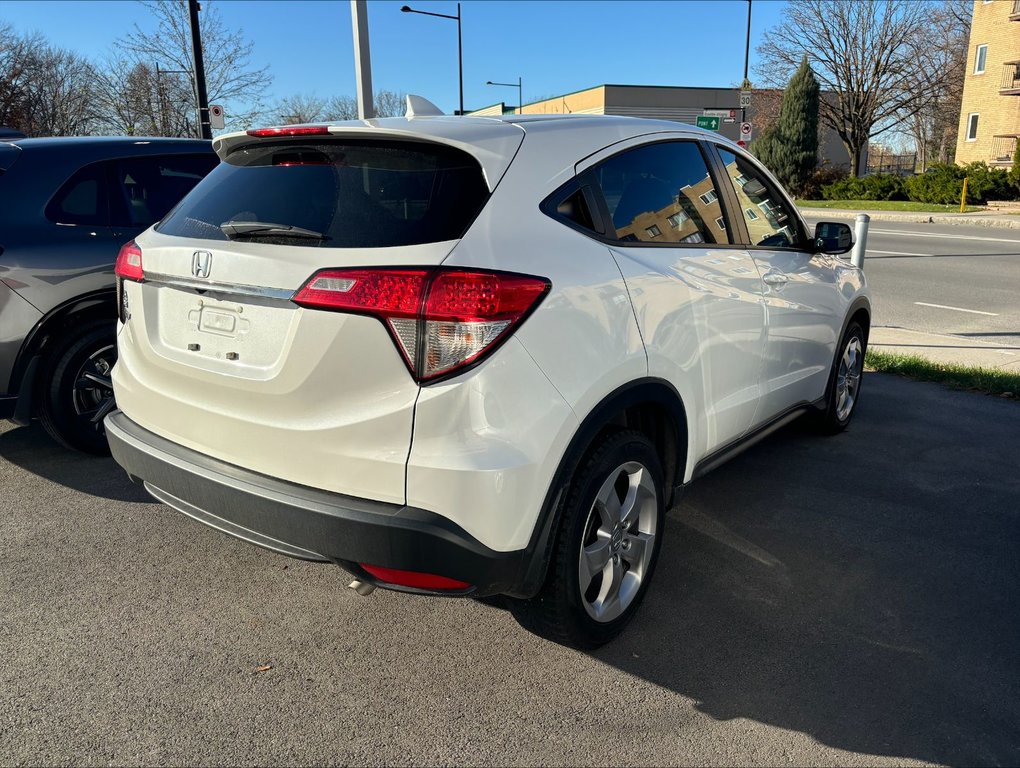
220,221 -> 328,240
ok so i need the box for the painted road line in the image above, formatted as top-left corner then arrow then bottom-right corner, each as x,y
914,301 -> 999,316
868,250 -> 927,256
870,229 -> 1020,244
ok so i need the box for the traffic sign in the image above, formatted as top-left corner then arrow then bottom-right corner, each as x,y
740,91 -> 752,108
696,115 -> 720,131
740,122 -> 753,139
737,140 -> 748,148
209,104 -> 225,130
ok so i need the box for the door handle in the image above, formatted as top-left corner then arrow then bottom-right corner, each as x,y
762,271 -> 788,286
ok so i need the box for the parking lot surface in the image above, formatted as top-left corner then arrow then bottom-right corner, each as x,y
2,373 -> 1018,766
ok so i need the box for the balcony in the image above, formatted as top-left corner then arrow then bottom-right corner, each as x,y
990,135 -> 1017,166
1000,62 -> 1020,95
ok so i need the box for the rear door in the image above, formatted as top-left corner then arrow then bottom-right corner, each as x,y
115,133 -> 509,504
710,145 -> 842,422
580,137 -> 766,454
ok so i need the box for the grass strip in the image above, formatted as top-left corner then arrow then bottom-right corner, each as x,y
799,200 -> 984,213
865,350 -> 1019,399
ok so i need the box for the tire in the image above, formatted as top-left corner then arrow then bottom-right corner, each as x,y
815,320 -> 867,435
510,430 -> 665,649
37,321 -> 118,454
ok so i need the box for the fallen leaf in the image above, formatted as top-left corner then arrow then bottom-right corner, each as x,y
255,664 -> 272,673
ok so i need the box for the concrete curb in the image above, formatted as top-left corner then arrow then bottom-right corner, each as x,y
798,208 -> 1020,230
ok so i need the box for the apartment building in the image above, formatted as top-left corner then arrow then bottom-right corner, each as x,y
955,0 -> 1020,167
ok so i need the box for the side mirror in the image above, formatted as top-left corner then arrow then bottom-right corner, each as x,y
813,221 -> 854,255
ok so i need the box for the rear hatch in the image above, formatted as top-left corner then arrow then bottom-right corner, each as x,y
113,124 -> 523,504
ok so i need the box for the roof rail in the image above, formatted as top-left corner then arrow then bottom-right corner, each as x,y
405,95 -> 444,118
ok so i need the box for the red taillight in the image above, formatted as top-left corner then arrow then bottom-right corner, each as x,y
359,564 -> 471,592
293,268 -> 549,382
246,125 -> 331,137
115,240 -> 144,281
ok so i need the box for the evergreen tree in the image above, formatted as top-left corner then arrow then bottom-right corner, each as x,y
752,57 -> 820,195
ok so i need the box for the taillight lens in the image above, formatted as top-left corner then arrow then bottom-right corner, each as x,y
115,241 -> 144,281
359,564 -> 471,592
293,268 -> 549,382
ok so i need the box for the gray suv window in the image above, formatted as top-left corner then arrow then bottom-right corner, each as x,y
45,162 -> 109,226
111,154 -> 218,228
593,141 -> 730,245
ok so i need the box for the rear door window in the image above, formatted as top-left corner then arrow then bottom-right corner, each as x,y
45,162 -> 109,226
591,141 -> 730,245
156,139 -> 490,248
110,153 -> 218,228
715,147 -> 805,249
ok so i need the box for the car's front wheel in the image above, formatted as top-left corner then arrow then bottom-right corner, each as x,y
815,320 -> 867,434
511,430 -> 665,649
37,321 -> 117,454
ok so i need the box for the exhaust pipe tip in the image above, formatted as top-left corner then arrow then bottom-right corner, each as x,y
348,579 -> 377,596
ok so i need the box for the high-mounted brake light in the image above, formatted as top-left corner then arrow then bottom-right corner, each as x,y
293,267 -> 549,382
359,564 -> 471,592
245,125 -> 331,137
114,240 -> 144,281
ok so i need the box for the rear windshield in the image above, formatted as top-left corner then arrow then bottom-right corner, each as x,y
156,138 -> 490,248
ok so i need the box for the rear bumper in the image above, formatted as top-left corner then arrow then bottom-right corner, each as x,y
104,410 -> 525,597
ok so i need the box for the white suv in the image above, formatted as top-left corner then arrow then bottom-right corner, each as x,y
106,111 -> 869,648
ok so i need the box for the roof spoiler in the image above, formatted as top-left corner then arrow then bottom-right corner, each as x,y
405,95 -> 444,118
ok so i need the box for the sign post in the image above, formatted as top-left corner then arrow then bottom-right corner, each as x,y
209,104 -> 225,130
740,122 -> 753,141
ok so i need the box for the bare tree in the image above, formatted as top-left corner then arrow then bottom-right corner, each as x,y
322,94 -> 358,121
106,0 -> 272,135
274,94 -> 325,125
757,0 -> 939,176
901,0 -> 970,170
0,25 -> 99,136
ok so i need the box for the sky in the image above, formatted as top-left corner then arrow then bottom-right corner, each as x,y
4,0 -> 787,119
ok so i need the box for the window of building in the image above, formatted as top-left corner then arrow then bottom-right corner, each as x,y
975,44 -> 988,75
667,211 -> 689,228
734,174 -> 749,186
967,113 -> 979,141
715,216 -> 726,230
745,207 -> 759,220
592,140 -> 730,245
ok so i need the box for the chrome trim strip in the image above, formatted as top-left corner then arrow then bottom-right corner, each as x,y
143,272 -> 296,302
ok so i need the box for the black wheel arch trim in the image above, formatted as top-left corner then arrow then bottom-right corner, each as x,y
511,377 -> 688,599
7,289 -> 116,400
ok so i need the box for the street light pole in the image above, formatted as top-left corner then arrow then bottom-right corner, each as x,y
486,78 -> 522,114
187,0 -> 212,139
400,4 -> 463,115
741,0 -> 752,125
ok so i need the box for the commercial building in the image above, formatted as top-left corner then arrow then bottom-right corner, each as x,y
955,0 -> 1020,168
470,84 -> 857,171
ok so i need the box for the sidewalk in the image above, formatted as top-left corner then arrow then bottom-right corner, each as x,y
798,207 -> 1020,230
869,326 -> 1020,373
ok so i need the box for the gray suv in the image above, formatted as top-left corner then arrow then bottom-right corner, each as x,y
0,137 -> 217,452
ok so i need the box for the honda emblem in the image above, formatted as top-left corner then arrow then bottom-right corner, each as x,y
192,250 -> 212,279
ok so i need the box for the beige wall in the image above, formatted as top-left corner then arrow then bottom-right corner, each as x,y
955,0 -> 1020,167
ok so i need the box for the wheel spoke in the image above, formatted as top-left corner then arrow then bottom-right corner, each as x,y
618,469 -> 642,529
622,531 -> 652,571
595,557 -> 625,620
77,372 -> 112,390
593,471 -> 622,529
89,396 -> 116,425
580,533 -> 612,587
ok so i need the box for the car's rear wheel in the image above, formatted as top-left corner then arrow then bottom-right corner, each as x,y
37,322 -> 117,454
510,430 -> 664,649
815,320 -> 866,434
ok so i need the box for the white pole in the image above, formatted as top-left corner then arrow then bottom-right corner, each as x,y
351,0 -> 374,120
852,213 -> 870,270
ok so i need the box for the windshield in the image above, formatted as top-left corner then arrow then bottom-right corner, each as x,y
156,138 -> 490,248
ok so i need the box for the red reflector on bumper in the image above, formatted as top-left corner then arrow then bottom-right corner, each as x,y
359,564 -> 471,591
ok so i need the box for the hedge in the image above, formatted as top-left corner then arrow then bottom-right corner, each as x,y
819,162 -> 1019,205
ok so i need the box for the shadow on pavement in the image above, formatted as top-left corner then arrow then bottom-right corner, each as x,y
0,421 -> 155,504
596,373 -> 1020,765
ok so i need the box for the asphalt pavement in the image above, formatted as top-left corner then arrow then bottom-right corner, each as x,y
2,373 -> 1018,766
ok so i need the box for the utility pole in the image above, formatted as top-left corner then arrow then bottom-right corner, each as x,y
187,0 -> 212,139
352,0 -> 375,119
741,0 -> 752,125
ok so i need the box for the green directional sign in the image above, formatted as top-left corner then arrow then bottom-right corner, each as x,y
696,115 -> 721,131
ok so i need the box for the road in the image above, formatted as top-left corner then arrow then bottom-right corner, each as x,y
803,216 -> 1020,348
2,373 -> 1018,766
